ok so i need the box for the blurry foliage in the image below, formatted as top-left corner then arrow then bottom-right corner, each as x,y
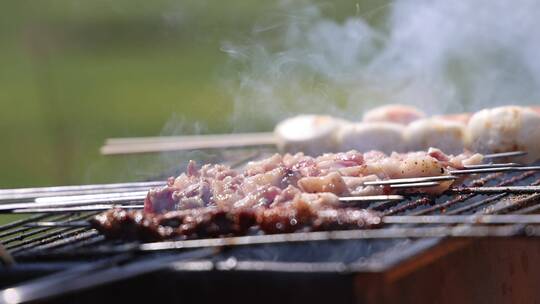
0,0 -> 389,188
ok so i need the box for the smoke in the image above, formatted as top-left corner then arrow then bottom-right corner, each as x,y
225,0 -> 540,129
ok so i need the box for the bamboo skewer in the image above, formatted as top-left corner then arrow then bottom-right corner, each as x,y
100,129 -> 530,160
101,132 -> 276,155
105,132 -> 274,145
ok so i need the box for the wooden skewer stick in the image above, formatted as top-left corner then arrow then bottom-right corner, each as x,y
105,132 -> 274,145
101,132 -> 276,155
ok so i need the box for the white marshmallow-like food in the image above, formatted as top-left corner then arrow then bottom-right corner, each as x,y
362,104 -> 426,125
466,106 -> 540,163
274,115 -> 344,155
337,122 -> 406,154
405,118 -> 466,155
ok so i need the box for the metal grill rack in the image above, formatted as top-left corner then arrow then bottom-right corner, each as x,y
2,151 -> 540,303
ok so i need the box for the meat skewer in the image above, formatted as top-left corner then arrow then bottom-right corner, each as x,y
101,105 -> 540,163
143,148 -> 484,214
73,148 -> 484,241
87,199 -> 384,241
5,162 -> 538,214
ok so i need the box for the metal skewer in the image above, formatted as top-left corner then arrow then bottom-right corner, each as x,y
363,164 -> 540,187
0,195 -> 403,213
338,195 -> 404,203
450,166 -> 540,175
34,192 -> 147,204
0,191 -> 146,213
12,204 -> 144,214
1,152 -> 535,214
389,182 -> 441,188
0,181 -> 163,202
7,163 -> 540,213
26,221 -> 92,228
462,163 -> 522,169
364,175 -> 457,186
483,151 -> 528,159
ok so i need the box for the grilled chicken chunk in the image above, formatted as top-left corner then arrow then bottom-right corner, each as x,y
144,149 -> 482,214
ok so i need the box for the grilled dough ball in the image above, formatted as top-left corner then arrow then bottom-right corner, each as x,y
274,115 -> 344,155
466,106 -> 540,163
362,104 -> 426,125
337,122 -> 406,154
433,113 -> 472,124
405,118 -> 466,155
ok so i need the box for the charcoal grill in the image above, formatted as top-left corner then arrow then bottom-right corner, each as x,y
2,149 -> 540,304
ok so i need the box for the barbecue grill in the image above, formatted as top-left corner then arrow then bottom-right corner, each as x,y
2,149 -> 540,304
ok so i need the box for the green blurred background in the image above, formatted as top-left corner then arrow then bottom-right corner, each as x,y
0,0 -> 388,189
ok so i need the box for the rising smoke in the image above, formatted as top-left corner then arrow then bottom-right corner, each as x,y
224,0 -> 540,130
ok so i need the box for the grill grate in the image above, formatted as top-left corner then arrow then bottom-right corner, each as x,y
3,167 -> 540,258
2,151 -> 540,303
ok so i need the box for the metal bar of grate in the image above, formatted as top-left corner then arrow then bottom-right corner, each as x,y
408,172 -> 538,216
1,214 -> 80,245
0,214 -> 52,232
4,213 -> 99,253
9,228 -> 92,254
